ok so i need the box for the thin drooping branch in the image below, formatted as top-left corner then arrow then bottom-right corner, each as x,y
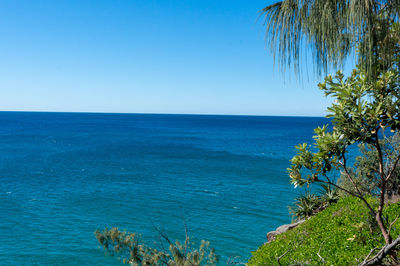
386,152 -> 400,181
317,238 -> 327,263
340,156 -> 364,197
318,179 -> 357,197
276,249 -> 291,266
360,247 -> 378,265
261,0 -> 400,78
318,179 -> 376,216
360,234 -> 400,266
152,223 -> 172,246
388,214 -> 400,237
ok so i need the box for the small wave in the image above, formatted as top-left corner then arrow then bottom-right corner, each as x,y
204,189 -> 219,195
195,189 -> 220,196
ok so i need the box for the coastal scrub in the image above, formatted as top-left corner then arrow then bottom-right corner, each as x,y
249,196 -> 400,265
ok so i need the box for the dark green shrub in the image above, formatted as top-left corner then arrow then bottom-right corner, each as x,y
289,185 -> 339,221
289,191 -> 321,220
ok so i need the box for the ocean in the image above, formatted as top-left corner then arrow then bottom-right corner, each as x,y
0,112 -> 327,265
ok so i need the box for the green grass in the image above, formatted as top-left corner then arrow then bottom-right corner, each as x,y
248,197 -> 400,265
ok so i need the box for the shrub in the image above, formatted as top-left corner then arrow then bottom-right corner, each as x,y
95,227 -> 218,266
289,185 -> 339,221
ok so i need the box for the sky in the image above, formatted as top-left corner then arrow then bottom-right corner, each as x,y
0,0 -> 344,116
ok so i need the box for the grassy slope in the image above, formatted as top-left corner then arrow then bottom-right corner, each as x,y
248,197 -> 400,265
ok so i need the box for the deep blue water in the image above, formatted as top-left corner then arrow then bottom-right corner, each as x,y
0,112 -> 327,265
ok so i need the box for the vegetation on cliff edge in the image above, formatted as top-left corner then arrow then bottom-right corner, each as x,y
249,196 -> 400,265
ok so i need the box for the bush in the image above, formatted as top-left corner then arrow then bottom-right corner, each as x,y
95,227 -> 218,266
289,185 -> 339,221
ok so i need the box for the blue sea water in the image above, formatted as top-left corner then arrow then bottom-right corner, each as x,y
0,112 -> 327,265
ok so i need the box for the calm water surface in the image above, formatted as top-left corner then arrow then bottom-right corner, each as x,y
0,112 -> 327,265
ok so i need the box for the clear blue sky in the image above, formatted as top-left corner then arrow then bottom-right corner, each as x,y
0,0 -> 340,116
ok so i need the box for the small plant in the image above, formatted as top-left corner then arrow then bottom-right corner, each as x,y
290,185 -> 339,221
318,184 -> 339,205
289,190 -> 321,220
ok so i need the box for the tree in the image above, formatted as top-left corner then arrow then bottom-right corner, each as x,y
288,62 -> 400,264
261,2 -> 400,261
94,227 -> 218,266
261,0 -> 400,77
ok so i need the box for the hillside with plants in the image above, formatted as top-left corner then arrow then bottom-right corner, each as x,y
249,196 -> 400,265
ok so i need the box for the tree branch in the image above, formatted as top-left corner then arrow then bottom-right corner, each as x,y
359,234 -> 400,266
388,214 -> 400,237
340,156 -> 364,197
276,249 -> 291,266
386,152 -> 400,182
317,238 -> 328,264
361,247 -> 378,265
152,223 -> 172,246
318,179 -> 376,216
374,132 -> 391,244
374,132 -> 387,181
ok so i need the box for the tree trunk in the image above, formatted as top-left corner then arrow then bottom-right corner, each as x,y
376,139 -> 391,245
376,211 -> 391,244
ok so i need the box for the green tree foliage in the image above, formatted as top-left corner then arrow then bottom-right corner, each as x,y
94,227 -> 218,266
261,0 -> 400,77
287,63 -> 400,264
249,196 -> 400,265
337,133 -> 400,197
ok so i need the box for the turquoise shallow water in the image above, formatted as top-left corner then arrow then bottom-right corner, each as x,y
0,112 -> 327,265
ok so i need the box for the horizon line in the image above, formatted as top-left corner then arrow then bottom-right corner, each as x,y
0,110 -> 326,118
